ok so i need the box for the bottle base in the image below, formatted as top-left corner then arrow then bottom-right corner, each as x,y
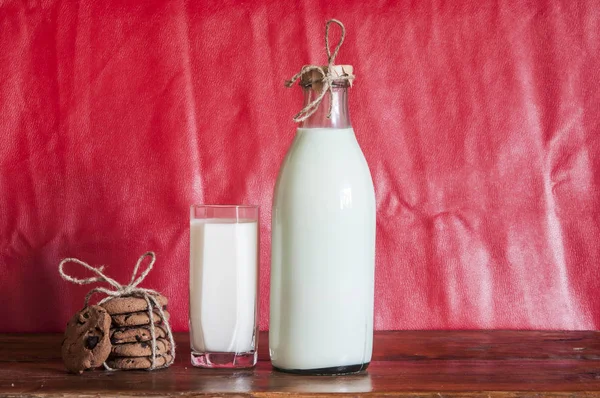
191,351 -> 257,369
273,362 -> 370,375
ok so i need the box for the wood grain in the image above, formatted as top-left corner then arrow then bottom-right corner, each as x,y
1,331 -> 599,397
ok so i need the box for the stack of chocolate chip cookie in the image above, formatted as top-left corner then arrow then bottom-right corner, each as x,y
100,295 -> 173,370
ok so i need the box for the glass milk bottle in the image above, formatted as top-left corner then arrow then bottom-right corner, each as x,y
270,65 -> 376,374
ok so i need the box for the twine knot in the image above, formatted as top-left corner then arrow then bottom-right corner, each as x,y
285,19 -> 355,123
59,252 -> 175,371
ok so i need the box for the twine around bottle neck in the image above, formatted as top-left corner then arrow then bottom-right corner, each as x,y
285,19 -> 355,123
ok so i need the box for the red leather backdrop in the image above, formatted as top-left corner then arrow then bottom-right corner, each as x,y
1,0 -> 599,332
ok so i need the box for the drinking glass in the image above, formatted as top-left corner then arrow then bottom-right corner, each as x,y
189,205 -> 259,368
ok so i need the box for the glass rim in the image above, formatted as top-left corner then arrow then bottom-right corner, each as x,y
190,204 -> 259,209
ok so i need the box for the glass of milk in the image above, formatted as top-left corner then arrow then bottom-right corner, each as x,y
189,205 -> 259,368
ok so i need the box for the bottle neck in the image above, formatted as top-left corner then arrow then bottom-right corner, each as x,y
300,83 -> 351,129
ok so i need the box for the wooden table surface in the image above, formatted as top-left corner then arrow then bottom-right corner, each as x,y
1,331 -> 600,397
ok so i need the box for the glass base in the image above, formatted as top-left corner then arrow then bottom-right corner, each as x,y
191,351 -> 257,369
273,362 -> 370,375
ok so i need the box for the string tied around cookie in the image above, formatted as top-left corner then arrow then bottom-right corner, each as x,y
285,19 -> 355,123
59,252 -> 175,371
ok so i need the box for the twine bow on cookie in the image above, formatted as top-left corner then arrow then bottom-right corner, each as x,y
285,19 -> 355,123
59,252 -> 175,371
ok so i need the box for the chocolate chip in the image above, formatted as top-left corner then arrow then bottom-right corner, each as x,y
141,342 -> 149,349
77,319 -> 85,325
85,336 -> 99,350
83,312 -> 89,319
135,335 -> 142,342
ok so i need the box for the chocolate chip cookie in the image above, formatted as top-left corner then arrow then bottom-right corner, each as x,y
101,295 -> 168,315
106,354 -> 173,370
111,338 -> 171,357
111,310 -> 170,327
110,325 -> 167,344
61,305 -> 112,374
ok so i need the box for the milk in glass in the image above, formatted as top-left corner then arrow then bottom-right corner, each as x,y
189,206 -> 259,368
